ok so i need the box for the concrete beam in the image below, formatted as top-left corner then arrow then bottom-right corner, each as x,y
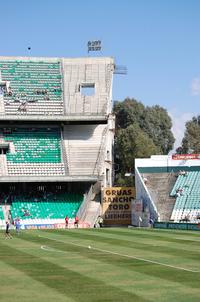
0,175 -> 98,183
0,115 -> 107,122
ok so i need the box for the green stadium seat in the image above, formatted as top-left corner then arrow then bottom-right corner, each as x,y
170,171 -> 200,222
10,193 -> 83,221
0,60 -> 63,115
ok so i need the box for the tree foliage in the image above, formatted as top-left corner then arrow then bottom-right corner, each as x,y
113,98 -> 175,185
114,99 -> 174,154
114,98 -> 145,130
143,105 -> 174,154
115,124 -> 157,186
180,116 -> 200,153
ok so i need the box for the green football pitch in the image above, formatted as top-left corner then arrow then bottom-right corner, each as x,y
0,227 -> 200,302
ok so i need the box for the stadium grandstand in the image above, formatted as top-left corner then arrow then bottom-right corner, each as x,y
134,154 -> 200,229
0,56 -> 115,229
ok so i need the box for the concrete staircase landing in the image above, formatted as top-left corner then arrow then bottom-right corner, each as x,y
144,172 -> 177,221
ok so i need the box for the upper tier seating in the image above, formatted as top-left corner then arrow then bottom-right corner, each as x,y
0,60 -> 64,115
11,193 -> 83,221
170,171 -> 200,222
0,127 -> 65,176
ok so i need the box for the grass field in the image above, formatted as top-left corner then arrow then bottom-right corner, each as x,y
0,227 -> 200,302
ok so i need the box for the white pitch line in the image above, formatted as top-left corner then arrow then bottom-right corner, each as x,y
38,234 -> 200,273
41,245 -> 81,259
175,237 -> 200,242
41,245 -> 63,253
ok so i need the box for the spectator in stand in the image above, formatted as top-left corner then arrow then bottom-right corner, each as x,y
22,209 -> 30,217
179,188 -> 184,195
178,170 -> 188,176
65,215 -> 69,228
143,177 -> 148,185
74,216 -> 79,228
175,188 -> 184,197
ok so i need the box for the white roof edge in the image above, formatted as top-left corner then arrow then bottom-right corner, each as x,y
135,154 -> 200,168
0,55 -> 114,63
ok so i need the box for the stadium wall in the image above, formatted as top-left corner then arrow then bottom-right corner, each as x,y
134,167 -> 159,222
0,55 -> 115,227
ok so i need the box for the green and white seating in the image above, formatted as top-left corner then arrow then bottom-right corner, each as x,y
170,171 -> 200,222
10,193 -> 83,225
0,205 -> 4,219
0,206 -> 5,227
0,60 -> 64,115
0,127 -> 66,176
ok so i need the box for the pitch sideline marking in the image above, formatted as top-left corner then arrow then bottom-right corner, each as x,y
175,237 -> 200,242
38,235 -> 200,273
41,245 -> 63,252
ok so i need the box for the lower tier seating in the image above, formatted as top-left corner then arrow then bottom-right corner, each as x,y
170,171 -> 200,222
0,205 -> 4,219
11,193 -> 83,222
0,206 -> 5,227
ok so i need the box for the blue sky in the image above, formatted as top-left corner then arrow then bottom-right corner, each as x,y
1,0 -> 200,148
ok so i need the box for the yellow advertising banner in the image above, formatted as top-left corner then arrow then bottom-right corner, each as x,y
102,187 -> 135,225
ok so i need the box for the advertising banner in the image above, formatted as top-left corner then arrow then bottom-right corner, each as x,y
102,187 -> 135,225
23,222 -> 90,230
154,222 -> 200,231
172,154 -> 200,160
24,223 -> 65,230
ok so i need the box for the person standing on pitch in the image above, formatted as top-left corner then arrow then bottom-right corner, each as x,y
74,216 -> 79,228
65,215 -> 69,228
15,218 -> 21,235
5,221 -> 12,239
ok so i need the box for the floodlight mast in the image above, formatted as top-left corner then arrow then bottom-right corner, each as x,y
114,65 -> 127,75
